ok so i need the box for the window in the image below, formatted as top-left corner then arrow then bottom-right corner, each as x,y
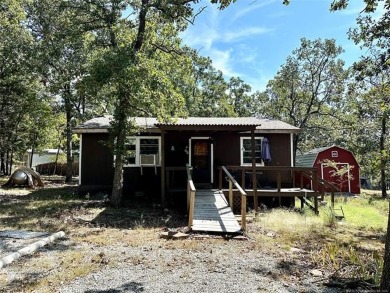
331,151 -> 338,158
240,137 -> 264,166
123,137 -> 161,167
124,138 -> 136,165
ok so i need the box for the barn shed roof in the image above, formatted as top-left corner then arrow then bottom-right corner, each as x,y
295,146 -> 335,167
295,145 -> 357,167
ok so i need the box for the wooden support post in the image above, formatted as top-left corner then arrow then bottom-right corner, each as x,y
187,182 -> 190,211
161,128 -> 165,206
251,130 -> 258,212
314,194 -> 319,215
229,180 -> 233,209
241,195 -> 246,231
219,167 -> 222,190
166,170 -> 170,189
277,171 -> 282,206
241,169 -> 245,189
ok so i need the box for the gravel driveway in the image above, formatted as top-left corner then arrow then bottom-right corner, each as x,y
58,238 -> 336,293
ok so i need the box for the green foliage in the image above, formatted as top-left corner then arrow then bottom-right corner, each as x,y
228,77 -> 258,117
0,0 -> 55,173
258,38 -> 347,157
321,159 -> 355,191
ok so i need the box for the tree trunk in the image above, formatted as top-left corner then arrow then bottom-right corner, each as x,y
30,147 -> 34,169
111,163 -> 124,207
381,202 -> 390,290
110,90 -> 129,207
0,150 -> 5,175
5,150 -> 10,175
9,151 -> 13,175
110,0 -> 149,207
64,84 -> 73,183
380,112 -> 387,198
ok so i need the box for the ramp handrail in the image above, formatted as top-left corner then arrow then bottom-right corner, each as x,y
186,165 -> 196,229
221,166 -> 247,230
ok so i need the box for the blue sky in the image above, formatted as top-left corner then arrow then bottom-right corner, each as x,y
181,0 -> 370,92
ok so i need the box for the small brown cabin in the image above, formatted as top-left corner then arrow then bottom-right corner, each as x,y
74,116 -> 302,209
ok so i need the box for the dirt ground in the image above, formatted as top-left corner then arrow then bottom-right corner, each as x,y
0,178 -> 384,292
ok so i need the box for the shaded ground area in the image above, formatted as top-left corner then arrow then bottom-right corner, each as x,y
0,179 -> 386,292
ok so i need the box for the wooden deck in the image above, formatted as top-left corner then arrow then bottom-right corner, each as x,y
222,187 -> 316,197
191,189 -> 242,233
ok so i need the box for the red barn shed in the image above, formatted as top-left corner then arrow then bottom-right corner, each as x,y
296,145 -> 360,194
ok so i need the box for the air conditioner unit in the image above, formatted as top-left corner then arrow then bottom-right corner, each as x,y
140,154 -> 156,165
140,154 -> 157,175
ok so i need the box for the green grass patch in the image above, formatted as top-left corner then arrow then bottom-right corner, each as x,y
251,193 -> 388,286
327,193 -> 389,231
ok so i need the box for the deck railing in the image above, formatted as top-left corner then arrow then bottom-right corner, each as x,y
300,171 -> 339,208
218,166 -> 323,213
221,166 -> 247,231
218,166 -> 319,190
186,165 -> 196,229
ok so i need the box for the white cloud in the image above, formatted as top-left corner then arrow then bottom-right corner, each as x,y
181,26 -> 218,50
232,0 -> 276,21
208,48 -> 239,77
222,26 -> 273,42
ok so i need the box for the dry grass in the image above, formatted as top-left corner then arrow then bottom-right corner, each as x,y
13,249 -> 102,292
246,191 -> 388,284
0,180 -> 185,291
0,181 -> 388,290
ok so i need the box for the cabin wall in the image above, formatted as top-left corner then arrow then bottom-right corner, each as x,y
79,131 -> 295,206
259,133 -> 293,188
164,131 -> 293,188
79,133 -> 113,193
80,133 -> 162,201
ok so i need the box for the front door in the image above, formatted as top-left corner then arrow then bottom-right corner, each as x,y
190,138 -> 212,185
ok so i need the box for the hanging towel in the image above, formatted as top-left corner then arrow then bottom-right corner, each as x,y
262,137 -> 272,162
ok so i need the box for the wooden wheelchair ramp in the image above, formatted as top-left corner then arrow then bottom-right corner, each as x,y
191,189 -> 241,233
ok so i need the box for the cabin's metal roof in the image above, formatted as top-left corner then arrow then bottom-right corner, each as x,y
73,116 -> 158,133
155,117 -> 261,126
255,119 -> 300,133
73,116 -> 299,133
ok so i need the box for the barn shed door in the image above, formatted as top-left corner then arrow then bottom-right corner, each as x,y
321,163 -> 351,193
